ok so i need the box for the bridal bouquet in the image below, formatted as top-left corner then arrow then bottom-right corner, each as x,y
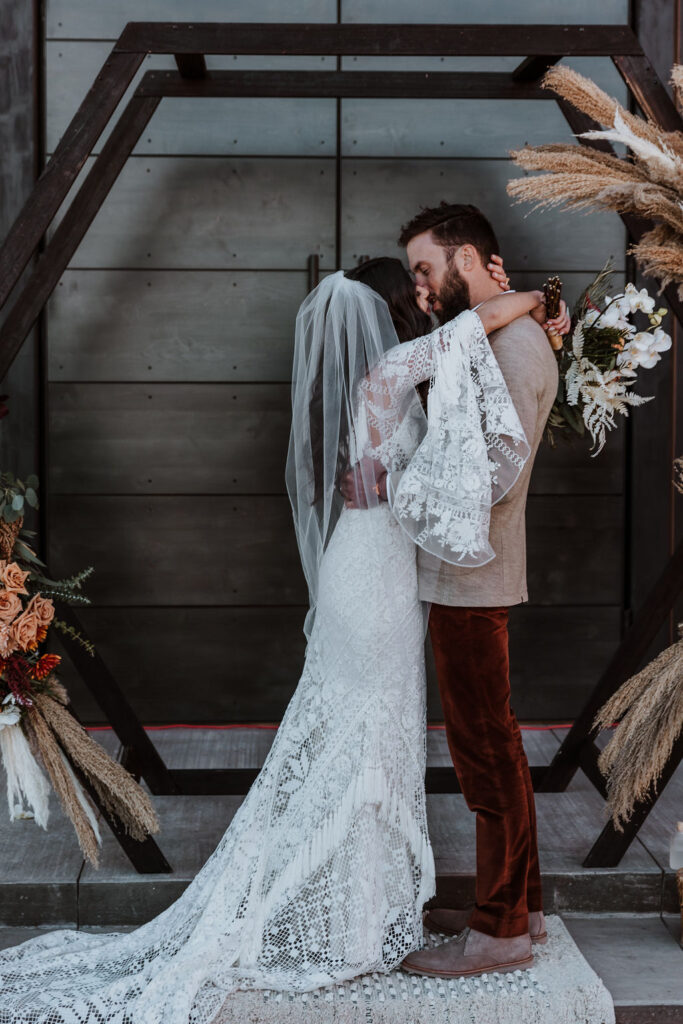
0,471 -> 159,866
547,263 -> 671,453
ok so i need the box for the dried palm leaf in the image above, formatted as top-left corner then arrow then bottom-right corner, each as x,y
672,64 -> 683,108
510,143 -> 650,182
593,632 -> 683,830
509,63 -> 683,294
543,65 -> 665,147
580,108 -> 683,189
35,684 -> 159,842
631,225 -> 683,298
508,172 -> 683,235
24,709 -> 101,866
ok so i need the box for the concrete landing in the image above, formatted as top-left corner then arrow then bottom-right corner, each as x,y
0,727 -> 680,928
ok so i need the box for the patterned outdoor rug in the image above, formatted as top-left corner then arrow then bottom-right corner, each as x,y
213,915 -> 615,1023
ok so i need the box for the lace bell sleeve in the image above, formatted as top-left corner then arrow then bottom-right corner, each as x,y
387,308 -> 531,566
353,332 -> 436,471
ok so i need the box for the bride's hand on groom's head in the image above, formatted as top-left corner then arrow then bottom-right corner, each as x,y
487,254 -> 510,292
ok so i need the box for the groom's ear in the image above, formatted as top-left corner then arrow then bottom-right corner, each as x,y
459,243 -> 478,272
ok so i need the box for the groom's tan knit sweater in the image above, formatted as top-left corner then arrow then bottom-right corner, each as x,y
417,313 -> 558,607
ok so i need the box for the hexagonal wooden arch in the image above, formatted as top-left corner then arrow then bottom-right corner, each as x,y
0,22 -> 681,873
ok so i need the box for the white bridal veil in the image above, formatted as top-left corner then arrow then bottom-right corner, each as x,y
286,270 -> 530,636
285,270 -> 427,636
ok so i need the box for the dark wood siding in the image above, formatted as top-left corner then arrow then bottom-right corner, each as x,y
0,0 -> 39,476
43,0 -> 635,722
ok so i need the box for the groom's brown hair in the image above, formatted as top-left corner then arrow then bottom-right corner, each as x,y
398,202 -> 499,266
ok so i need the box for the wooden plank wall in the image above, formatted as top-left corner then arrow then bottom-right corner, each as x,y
629,0 -> 683,655
0,1 -> 39,478
43,0 -> 633,723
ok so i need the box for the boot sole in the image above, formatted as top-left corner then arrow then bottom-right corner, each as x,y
423,914 -> 547,945
402,954 -> 535,979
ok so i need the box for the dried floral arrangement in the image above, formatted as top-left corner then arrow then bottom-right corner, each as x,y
592,457 -> 683,831
507,63 -> 683,299
546,262 -> 671,453
594,621 -> 683,832
0,471 -> 159,866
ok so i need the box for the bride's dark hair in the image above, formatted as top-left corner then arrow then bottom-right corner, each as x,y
345,257 -> 432,342
308,258 -> 432,505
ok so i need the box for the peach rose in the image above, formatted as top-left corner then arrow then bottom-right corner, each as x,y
0,590 -> 22,624
1,562 -> 30,595
25,593 -> 54,629
9,608 -> 40,652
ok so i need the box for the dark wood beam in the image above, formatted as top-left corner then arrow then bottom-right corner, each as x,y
539,534 -> 683,793
116,22 -> 643,58
512,54 -> 561,81
578,741 -> 609,800
136,69 -> 550,100
174,52 -> 207,78
612,52 -> 683,132
57,604 -> 179,798
0,49 -> 143,313
583,728 -> 683,867
0,93 -> 160,382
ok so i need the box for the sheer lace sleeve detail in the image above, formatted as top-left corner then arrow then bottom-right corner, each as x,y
386,308 -> 531,566
352,334 -> 434,471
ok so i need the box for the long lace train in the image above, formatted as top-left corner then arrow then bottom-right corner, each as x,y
0,504 -> 434,1024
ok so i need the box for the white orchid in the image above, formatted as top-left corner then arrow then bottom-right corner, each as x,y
652,326 -> 673,353
622,283 -> 655,315
599,298 -> 627,327
621,327 -> 673,369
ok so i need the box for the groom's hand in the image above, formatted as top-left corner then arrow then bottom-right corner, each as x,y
339,457 -> 388,508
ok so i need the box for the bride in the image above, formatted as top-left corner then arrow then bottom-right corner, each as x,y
0,260 -> 555,1024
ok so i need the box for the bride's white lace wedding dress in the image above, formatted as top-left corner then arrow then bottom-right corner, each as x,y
0,290 -> 527,1023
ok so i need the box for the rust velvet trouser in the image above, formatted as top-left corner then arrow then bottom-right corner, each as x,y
429,604 -> 543,939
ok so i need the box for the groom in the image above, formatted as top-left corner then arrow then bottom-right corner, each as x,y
342,202 -> 561,978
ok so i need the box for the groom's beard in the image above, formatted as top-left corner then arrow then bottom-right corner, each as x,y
434,264 -> 471,325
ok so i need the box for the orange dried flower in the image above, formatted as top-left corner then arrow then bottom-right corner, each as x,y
33,653 -> 61,680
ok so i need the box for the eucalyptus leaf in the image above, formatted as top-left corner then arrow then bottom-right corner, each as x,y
26,474 -> 39,489
13,540 -> 45,566
4,507 -> 19,523
25,487 -> 38,507
11,494 -> 24,510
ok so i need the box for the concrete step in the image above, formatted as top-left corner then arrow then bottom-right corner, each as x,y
0,727 -> 680,927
